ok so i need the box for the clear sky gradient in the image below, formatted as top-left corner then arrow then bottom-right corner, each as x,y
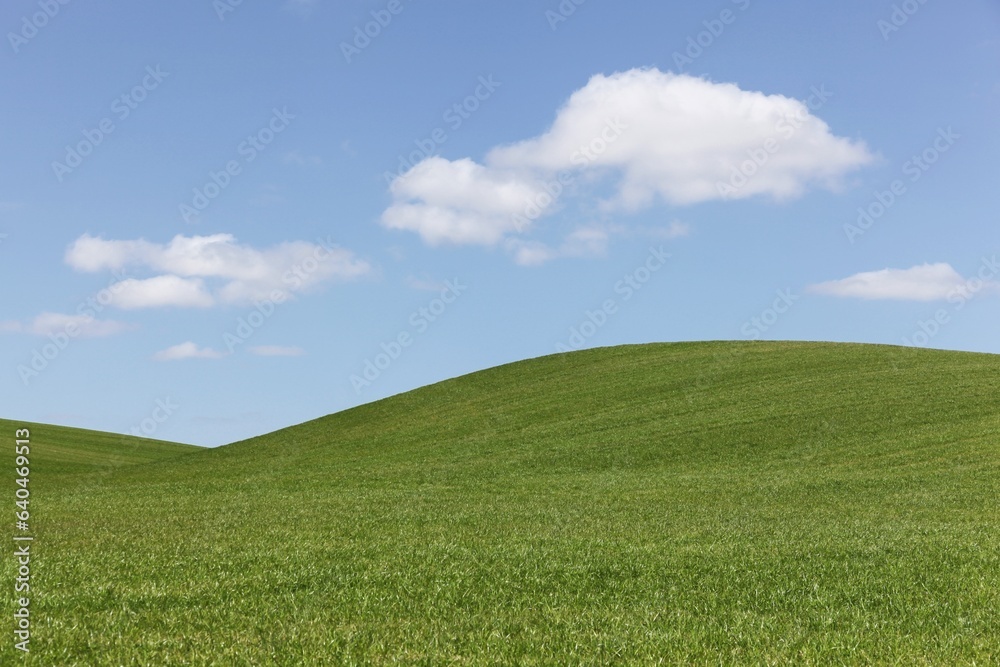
2,0 -> 998,445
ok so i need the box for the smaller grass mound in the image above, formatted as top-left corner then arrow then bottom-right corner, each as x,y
0,418 -> 201,479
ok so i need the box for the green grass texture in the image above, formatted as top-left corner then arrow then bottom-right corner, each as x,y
3,341 -> 999,665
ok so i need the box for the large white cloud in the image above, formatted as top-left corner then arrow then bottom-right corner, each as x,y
381,68 -> 874,257
808,263 -> 999,301
65,233 -> 371,306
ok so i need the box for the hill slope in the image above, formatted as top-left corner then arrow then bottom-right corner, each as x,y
0,418 -> 201,478
5,342 -> 1000,665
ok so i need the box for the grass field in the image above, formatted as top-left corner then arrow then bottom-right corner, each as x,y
3,341 -> 1000,664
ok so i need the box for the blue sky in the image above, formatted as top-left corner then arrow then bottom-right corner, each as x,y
2,0 -> 998,446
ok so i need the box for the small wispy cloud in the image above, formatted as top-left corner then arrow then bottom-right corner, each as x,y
405,274 -> 447,291
1,313 -> 134,338
248,345 -> 305,357
506,226 -> 610,266
153,342 -> 226,361
282,150 -> 323,167
284,0 -> 318,15
248,184 -> 286,208
654,220 -> 691,239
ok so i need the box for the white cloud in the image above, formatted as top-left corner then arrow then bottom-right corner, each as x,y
505,239 -> 555,267
382,157 -> 548,245
248,345 -> 305,357
111,276 -> 214,309
381,68 -> 873,257
248,185 -> 286,208
488,69 -> 873,207
152,342 -> 226,361
65,233 -> 371,306
0,312 -> 133,338
66,234 -> 148,272
405,274 -> 447,291
808,263 -> 999,301
561,227 -> 610,257
657,221 -> 691,239
505,226 -> 610,267
282,150 -> 323,167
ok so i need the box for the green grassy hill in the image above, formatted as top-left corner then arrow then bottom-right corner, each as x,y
0,418 -> 201,478
4,341 -> 1000,664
